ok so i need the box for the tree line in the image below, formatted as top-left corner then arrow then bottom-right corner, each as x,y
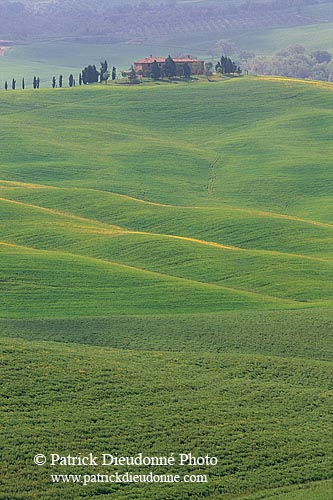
245,46 -> 333,82
215,56 -> 241,76
3,61 -> 117,90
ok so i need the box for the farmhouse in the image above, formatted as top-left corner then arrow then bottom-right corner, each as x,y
134,55 -> 205,77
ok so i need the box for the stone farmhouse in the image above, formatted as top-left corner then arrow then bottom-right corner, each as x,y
134,55 -> 205,77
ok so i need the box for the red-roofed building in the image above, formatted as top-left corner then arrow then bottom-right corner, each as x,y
134,55 -> 205,77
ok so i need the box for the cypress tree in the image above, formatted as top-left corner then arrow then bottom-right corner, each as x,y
69,74 -> 74,87
222,56 -> 228,73
79,73 -> 82,85
100,60 -> 108,83
52,76 -> 56,88
4,80 -> 8,90
163,55 -> 176,78
112,66 -> 116,81
183,62 -> 191,79
218,55 -> 238,74
22,77 -> 25,90
91,65 -> 99,83
12,78 -> 16,90
59,75 -> 63,88
151,60 -> 161,80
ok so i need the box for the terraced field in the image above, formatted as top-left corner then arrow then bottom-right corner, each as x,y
0,77 -> 332,499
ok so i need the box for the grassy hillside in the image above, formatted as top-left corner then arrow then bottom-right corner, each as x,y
0,77 -> 332,499
1,335 -> 332,499
0,78 -> 332,317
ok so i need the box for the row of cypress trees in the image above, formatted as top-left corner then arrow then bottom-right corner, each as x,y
4,76 -> 40,90
4,74 -> 72,90
3,61 -> 117,90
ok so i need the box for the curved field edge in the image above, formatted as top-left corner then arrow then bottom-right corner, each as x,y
0,337 -> 332,499
0,193 -> 332,307
1,190 -> 332,259
0,243 -> 299,319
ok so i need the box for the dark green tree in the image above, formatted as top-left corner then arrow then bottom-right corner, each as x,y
216,56 -> 238,74
100,60 -> 108,83
33,76 -> 37,89
163,55 -> 176,78
69,74 -> 74,87
4,80 -> 8,90
12,78 -> 16,90
36,77 -> 40,89
78,73 -> 82,85
183,62 -> 191,79
112,66 -> 116,81
59,75 -> 63,88
151,60 -> 161,80
82,65 -> 99,84
52,76 -> 56,88
229,57 -> 237,73
22,77 -> 25,90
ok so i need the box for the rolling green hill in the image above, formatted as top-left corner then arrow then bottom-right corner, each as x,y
0,77 -> 332,317
0,77 -> 332,499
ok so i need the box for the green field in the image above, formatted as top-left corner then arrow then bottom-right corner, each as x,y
0,77 -> 332,498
